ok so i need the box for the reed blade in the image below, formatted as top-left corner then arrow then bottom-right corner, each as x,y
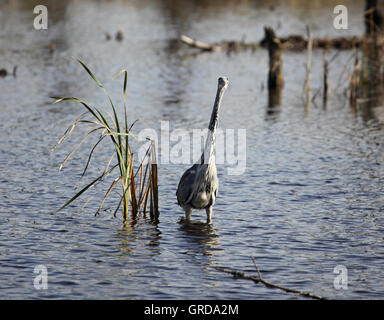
77,59 -> 104,88
82,133 -> 108,177
130,156 -> 138,217
57,164 -> 118,212
113,195 -> 124,218
96,176 -> 121,216
51,96 -> 103,124
114,69 -> 129,178
50,112 -> 88,153
59,126 -> 104,171
77,60 -> 124,167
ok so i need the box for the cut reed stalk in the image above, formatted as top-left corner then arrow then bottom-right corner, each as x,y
149,140 -> 159,221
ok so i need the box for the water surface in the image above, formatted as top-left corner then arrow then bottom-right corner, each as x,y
1,0 -> 384,299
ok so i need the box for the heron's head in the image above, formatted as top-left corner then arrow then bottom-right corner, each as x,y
218,77 -> 229,90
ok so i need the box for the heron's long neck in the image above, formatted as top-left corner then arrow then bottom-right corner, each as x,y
202,86 -> 225,164
208,86 -> 225,133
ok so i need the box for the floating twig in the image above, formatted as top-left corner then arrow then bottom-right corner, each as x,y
180,35 -> 258,54
180,35 -> 221,51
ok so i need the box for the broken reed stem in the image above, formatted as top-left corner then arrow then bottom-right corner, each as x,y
150,140 -> 159,221
323,59 -> 329,109
139,164 -> 144,199
216,257 -> 325,300
149,183 -> 154,218
124,141 -> 160,221
305,26 -> 313,114
138,163 -> 151,211
142,180 -> 150,216
120,143 -> 160,221
130,158 -> 138,218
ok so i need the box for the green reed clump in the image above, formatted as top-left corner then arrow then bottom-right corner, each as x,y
51,60 -> 159,221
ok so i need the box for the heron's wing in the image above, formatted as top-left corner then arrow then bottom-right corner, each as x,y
176,165 -> 198,207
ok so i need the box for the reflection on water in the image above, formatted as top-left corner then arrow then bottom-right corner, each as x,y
178,220 -> 220,257
116,218 -> 162,256
1,0 -> 384,299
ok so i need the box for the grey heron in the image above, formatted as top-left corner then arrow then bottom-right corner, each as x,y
176,77 -> 229,224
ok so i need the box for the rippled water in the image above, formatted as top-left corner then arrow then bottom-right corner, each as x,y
1,0 -> 384,299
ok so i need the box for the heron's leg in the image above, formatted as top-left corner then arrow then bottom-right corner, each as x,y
185,207 -> 192,221
205,206 -> 212,224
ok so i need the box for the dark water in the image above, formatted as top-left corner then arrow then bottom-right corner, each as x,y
1,0 -> 384,299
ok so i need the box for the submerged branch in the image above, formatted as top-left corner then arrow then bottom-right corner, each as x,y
216,258 -> 326,300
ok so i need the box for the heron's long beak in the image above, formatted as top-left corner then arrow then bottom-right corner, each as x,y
208,77 -> 229,132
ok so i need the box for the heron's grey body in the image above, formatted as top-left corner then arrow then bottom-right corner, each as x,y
176,77 -> 229,223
